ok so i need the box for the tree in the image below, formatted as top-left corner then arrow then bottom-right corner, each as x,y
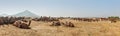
108,16 -> 119,20
108,16 -> 120,23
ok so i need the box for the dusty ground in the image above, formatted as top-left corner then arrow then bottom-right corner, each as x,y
0,19 -> 120,36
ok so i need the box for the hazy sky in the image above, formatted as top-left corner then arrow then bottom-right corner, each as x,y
0,0 -> 120,17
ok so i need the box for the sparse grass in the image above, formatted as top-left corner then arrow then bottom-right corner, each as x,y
0,19 -> 120,36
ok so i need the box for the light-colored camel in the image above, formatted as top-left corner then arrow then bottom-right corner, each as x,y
13,20 -> 31,29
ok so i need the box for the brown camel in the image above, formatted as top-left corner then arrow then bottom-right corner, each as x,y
13,20 -> 31,29
63,22 -> 75,27
50,21 -> 75,27
50,21 -> 61,26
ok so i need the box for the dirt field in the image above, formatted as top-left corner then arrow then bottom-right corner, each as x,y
0,19 -> 120,36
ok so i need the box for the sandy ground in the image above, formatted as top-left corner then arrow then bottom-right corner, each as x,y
0,19 -> 120,36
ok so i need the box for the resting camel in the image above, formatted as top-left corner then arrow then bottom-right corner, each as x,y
13,20 -> 31,29
64,22 -> 75,27
50,21 -> 75,27
50,21 -> 61,26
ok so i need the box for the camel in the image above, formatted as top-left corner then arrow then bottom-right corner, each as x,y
68,22 -> 75,27
50,21 -> 61,26
13,20 -> 22,27
50,21 -> 75,27
63,22 -> 75,27
13,20 -> 31,29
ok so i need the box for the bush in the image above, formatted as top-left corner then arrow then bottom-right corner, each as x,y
108,16 -> 120,21
108,16 -> 119,19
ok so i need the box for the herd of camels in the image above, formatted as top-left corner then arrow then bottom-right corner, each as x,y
0,16 -> 118,29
